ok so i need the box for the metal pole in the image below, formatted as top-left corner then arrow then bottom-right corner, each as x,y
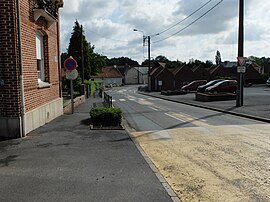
70,79 -> 74,114
148,36 -> 151,91
81,25 -> 84,83
236,0 -> 244,107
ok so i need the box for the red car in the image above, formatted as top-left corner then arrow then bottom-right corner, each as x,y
181,80 -> 207,92
205,80 -> 237,93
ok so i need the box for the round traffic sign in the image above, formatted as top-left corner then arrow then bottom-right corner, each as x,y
66,69 -> 78,80
64,56 -> 77,71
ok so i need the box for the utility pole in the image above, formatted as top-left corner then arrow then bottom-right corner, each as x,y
133,29 -> 159,92
147,36 -> 151,91
81,25 -> 84,83
236,0 -> 244,107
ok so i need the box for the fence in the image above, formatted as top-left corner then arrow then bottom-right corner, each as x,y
103,92 -> 113,108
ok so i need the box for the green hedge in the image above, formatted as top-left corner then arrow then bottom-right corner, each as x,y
90,108 -> 122,126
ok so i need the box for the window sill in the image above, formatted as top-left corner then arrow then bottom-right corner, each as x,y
38,80 -> 51,89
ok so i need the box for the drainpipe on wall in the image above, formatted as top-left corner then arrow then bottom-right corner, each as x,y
56,20 -> 62,98
16,0 -> 25,137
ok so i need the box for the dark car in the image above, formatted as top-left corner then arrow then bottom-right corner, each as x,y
205,80 -> 237,93
197,79 -> 224,93
181,80 -> 207,92
266,77 -> 270,87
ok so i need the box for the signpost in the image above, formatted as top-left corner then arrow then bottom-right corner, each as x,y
64,57 -> 78,114
237,56 -> 246,106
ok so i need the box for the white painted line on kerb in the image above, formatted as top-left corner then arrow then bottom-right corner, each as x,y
165,113 -> 186,122
147,97 -> 156,100
149,106 -> 159,111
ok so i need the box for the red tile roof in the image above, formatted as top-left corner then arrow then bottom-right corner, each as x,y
93,66 -> 122,78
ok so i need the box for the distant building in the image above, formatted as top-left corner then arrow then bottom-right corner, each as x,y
221,61 -> 238,68
92,66 -> 123,87
0,0 -> 64,138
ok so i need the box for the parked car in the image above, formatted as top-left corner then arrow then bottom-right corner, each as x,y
205,80 -> 237,93
197,79 -> 224,93
266,77 -> 270,87
181,80 -> 207,92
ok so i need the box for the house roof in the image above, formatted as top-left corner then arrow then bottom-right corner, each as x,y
150,65 -> 164,76
134,66 -> 148,74
93,66 -> 122,78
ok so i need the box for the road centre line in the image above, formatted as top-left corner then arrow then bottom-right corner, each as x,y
149,106 -> 159,111
165,113 -> 186,122
179,112 -> 207,122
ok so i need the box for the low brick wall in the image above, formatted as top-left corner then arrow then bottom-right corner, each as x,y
195,93 -> 236,102
63,95 -> 86,113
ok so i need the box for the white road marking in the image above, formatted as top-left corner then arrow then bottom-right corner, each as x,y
147,98 -> 156,100
149,106 -> 159,111
129,98 -> 136,101
119,99 -> 126,102
179,112 -> 206,122
165,113 -> 186,122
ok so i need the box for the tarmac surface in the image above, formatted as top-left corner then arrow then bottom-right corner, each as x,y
1,87 -> 268,202
0,96 -> 175,202
139,87 -> 270,123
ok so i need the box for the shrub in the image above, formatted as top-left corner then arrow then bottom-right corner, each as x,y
84,80 -> 104,96
90,108 -> 122,126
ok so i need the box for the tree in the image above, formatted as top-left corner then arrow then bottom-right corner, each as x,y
105,57 -> 139,66
155,55 -> 169,62
205,60 -> 214,68
67,20 -> 104,80
215,50 -> 222,65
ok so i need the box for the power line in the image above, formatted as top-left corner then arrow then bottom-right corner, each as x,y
158,0 -> 213,35
153,0 -> 223,43
84,27 -> 130,43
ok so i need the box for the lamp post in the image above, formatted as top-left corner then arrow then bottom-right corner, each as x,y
134,29 -> 159,91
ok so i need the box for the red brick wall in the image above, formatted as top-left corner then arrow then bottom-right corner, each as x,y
0,0 -> 61,117
0,0 -> 21,117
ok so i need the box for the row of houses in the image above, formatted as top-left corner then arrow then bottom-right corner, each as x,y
92,62 -> 262,91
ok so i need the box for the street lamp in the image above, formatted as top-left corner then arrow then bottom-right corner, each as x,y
134,29 -> 159,91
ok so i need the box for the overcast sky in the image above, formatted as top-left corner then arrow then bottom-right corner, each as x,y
59,0 -> 270,64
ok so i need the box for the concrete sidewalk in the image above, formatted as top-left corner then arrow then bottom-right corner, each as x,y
0,97 -> 174,202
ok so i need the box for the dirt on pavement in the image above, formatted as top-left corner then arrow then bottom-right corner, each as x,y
131,120 -> 270,202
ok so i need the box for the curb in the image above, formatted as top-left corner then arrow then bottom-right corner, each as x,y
139,92 -> 270,124
122,118 -> 182,202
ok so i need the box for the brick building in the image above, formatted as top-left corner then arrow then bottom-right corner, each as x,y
0,0 -> 64,138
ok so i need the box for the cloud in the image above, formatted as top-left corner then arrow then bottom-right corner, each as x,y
60,0 -> 270,63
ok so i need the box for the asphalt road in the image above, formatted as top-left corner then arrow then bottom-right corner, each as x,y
109,86 -> 264,131
108,85 -> 270,202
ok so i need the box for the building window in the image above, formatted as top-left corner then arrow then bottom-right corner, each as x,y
36,32 -> 44,81
36,31 -> 51,88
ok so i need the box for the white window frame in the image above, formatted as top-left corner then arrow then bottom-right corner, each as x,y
36,31 -> 45,82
